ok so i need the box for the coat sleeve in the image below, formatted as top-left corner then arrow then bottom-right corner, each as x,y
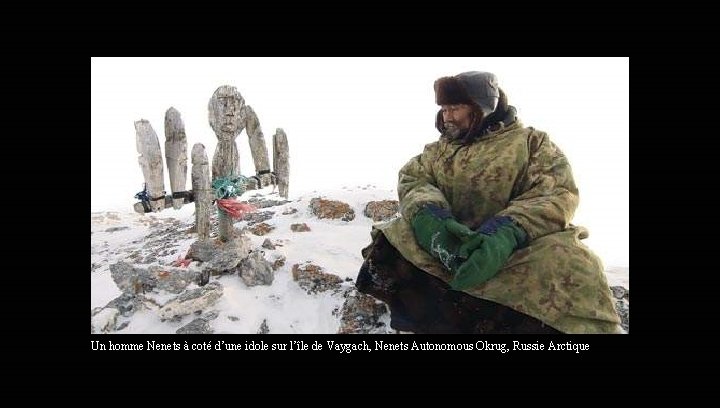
496,130 -> 579,241
397,143 -> 451,221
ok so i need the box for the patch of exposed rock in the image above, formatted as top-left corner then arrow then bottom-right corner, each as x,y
309,198 -> 355,221
105,226 -> 130,233
249,222 -> 275,236
271,255 -> 286,271
106,292 -> 151,316
91,307 -> 119,333
290,223 -> 311,232
257,319 -> 270,334
292,262 -> 343,294
337,289 -> 391,334
237,250 -> 274,286
186,236 -> 251,274
91,292 -> 158,333
110,261 -> 203,294
610,286 -> 630,333
176,310 -> 220,334
159,281 -> 224,321
247,196 -> 292,209
242,211 -> 275,225
364,200 -> 400,222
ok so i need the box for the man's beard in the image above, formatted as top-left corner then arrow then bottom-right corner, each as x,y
443,123 -> 468,140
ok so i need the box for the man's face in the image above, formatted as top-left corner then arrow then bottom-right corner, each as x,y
441,104 -> 474,138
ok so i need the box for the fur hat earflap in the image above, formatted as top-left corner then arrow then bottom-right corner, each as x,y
434,76 -> 474,106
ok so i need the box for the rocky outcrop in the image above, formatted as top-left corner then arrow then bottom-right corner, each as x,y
310,198 -> 355,221
249,222 -> 275,236
364,200 -> 399,222
257,318 -> 270,334
292,262 -> 343,294
159,281 -> 224,320
610,286 -> 630,333
176,310 -> 220,334
290,223 -> 310,232
337,289 -> 390,334
110,261 -> 203,294
237,251 -> 274,286
186,236 -> 251,273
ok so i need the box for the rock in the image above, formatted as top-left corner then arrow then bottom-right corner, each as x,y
242,210 -> 275,225
309,198 -> 355,221
109,261 -> 204,294
337,289 -> 390,334
91,308 -> 119,333
187,236 -> 251,273
364,200 -> 400,222
249,222 -> 275,236
290,223 -> 311,232
610,286 -> 628,300
282,207 -> 298,215
159,281 -> 224,320
609,286 -> 629,332
237,251 -> 274,287
247,197 -> 291,208
272,255 -> 286,271
261,239 -> 275,249
176,310 -> 219,334
291,262 -> 343,294
105,226 -> 130,233
105,292 -> 148,317
257,319 -> 269,334
615,299 -> 630,333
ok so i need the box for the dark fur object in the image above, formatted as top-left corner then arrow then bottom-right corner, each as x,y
434,76 -> 475,106
356,233 -> 561,334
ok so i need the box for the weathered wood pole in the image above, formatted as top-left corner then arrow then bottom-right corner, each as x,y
133,194 -> 192,214
244,105 -> 273,187
273,128 -> 289,198
135,120 -> 165,212
209,85 -> 246,241
165,107 -> 188,210
191,143 -> 211,240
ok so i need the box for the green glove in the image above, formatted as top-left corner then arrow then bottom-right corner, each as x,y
450,216 -> 527,291
411,205 -> 473,272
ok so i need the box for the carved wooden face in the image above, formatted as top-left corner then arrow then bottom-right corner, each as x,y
209,85 -> 245,138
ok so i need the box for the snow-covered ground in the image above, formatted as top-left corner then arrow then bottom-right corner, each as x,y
91,185 -> 629,334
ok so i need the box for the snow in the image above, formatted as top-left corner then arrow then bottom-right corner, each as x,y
91,185 -> 629,334
91,58 -> 628,333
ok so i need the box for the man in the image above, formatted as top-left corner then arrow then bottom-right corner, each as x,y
356,71 -> 622,334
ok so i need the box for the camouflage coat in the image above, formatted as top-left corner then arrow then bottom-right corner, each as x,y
371,120 -> 622,334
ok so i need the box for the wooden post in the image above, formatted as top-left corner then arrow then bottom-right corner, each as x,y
165,107 -> 188,210
209,85 -> 245,241
244,105 -> 273,187
273,128 -> 289,198
135,120 -> 165,212
133,193 -> 192,214
192,143 -> 211,240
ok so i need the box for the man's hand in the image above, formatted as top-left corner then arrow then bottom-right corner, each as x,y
412,205 -> 473,273
449,216 -> 527,290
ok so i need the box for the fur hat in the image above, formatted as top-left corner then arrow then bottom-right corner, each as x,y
434,71 -> 500,118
